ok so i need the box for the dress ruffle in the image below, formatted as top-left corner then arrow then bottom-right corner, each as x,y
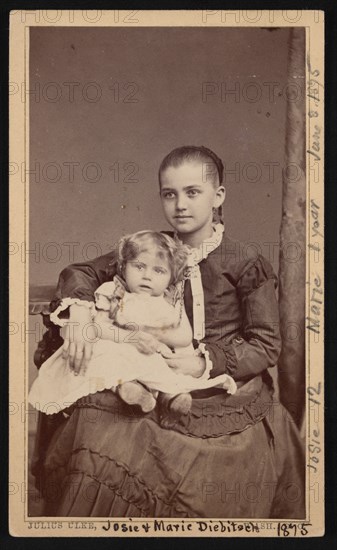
36,377 -> 305,518
43,449 -> 192,517
159,373 -> 274,437
39,373 -> 271,436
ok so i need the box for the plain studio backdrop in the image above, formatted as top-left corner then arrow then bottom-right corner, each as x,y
29,26 -> 290,285
28,27 -> 292,431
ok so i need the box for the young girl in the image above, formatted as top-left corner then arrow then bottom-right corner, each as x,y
33,145 -> 305,519
29,231 -> 236,415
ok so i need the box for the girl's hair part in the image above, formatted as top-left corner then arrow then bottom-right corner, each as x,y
158,145 -> 224,187
117,230 -> 189,286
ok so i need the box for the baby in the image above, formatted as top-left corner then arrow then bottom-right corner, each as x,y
94,230 -> 197,415
29,231 -> 236,416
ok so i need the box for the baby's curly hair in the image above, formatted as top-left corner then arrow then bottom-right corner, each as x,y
117,230 -> 189,286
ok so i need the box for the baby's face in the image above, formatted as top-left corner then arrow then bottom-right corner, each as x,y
125,250 -> 171,296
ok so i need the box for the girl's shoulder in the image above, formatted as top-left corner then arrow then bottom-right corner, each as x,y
211,234 -> 277,287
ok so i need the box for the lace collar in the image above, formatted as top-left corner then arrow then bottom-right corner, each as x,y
175,223 -> 225,266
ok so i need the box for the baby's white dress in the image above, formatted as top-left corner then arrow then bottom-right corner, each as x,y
29,280 -> 236,415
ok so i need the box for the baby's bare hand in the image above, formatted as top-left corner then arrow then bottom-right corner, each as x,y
166,355 -> 206,377
131,331 -> 161,355
157,343 -> 174,358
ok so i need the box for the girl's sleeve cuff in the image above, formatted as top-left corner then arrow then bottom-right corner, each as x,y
196,342 -> 214,380
196,342 -> 237,394
50,297 -> 96,327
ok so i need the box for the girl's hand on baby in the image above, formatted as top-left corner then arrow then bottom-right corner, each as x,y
62,304 -> 94,374
132,331 -> 161,355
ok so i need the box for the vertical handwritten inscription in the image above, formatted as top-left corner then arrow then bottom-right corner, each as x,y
306,53 -> 324,509
306,55 -> 324,338
307,382 -> 322,473
306,54 -> 322,162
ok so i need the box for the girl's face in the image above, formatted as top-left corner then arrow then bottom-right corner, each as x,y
160,161 -> 225,244
124,250 -> 172,296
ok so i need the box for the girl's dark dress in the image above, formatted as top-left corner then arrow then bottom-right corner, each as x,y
33,232 -> 305,518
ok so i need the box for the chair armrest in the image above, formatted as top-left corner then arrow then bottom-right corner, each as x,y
29,284 -> 57,315
29,284 -> 63,368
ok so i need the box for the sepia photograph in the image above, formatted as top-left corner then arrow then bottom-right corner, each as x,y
9,10 -> 324,537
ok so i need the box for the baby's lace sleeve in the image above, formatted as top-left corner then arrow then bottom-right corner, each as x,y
94,281 -> 117,311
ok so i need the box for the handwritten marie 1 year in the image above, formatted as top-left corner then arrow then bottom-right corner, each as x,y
307,200 -> 323,336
